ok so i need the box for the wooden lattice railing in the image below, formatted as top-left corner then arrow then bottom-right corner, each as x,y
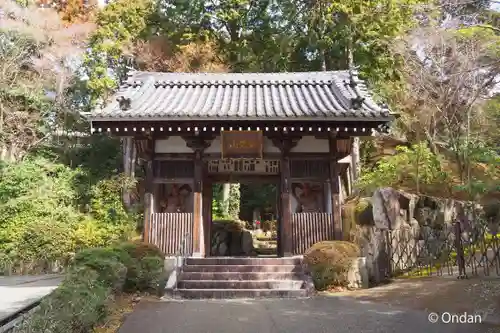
291,213 -> 335,254
146,213 -> 194,255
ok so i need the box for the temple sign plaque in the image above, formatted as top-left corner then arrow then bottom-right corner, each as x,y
221,130 -> 263,159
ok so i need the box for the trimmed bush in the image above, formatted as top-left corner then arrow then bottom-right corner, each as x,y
304,241 -> 360,290
14,242 -> 165,333
73,242 -> 164,293
117,242 -> 164,292
74,248 -> 131,292
15,267 -> 110,333
133,255 -> 165,291
73,247 -> 132,267
119,241 -> 164,260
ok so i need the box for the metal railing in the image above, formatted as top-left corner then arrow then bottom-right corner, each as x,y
174,232 -> 191,291
382,219 -> 500,279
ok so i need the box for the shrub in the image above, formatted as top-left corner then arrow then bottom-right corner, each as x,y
0,157 -> 137,273
118,242 -> 164,292
119,241 -> 164,260
15,242 -> 165,333
15,267 -> 110,333
132,256 -> 165,292
73,247 -> 132,267
357,142 -> 451,195
74,248 -> 128,292
304,241 -> 360,290
73,243 -> 164,293
15,219 -> 76,263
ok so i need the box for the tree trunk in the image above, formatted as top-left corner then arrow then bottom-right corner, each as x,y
221,183 -> 230,216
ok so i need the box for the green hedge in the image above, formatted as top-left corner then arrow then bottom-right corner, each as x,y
14,241 -> 165,333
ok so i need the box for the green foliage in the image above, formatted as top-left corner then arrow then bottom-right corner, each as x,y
118,241 -> 165,260
15,267 -> 111,333
357,142 -> 450,194
211,184 -> 241,220
227,183 -> 241,219
452,139 -> 500,199
73,242 -> 164,293
84,0 -> 155,103
240,184 -> 276,221
14,240 -> 166,332
133,256 -> 164,291
73,248 -> 130,291
0,157 -> 135,273
288,0 -> 430,81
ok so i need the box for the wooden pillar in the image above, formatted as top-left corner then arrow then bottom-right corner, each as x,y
328,135 -> 342,240
193,149 -> 203,256
184,136 -> 212,257
273,137 -> 299,257
202,179 -> 212,256
281,153 -> 292,256
143,137 -> 155,243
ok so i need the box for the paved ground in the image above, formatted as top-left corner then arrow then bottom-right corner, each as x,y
118,296 -> 499,333
0,274 -> 63,321
328,275 -> 500,325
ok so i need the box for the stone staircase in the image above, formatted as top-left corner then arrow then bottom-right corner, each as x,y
173,257 -> 313,299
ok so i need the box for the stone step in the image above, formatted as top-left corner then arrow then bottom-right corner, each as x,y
180,272 -> 301,281
175,288 -> 308,299
255,248 -> 277,255
182,264 -> 301,273
185,257 -> 302,266
178,280 -> 304,289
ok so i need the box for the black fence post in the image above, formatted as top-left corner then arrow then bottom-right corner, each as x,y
385,228 -> 393,279
454,221 -> 467,279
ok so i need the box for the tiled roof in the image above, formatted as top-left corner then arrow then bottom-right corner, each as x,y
87,70 -> 391,121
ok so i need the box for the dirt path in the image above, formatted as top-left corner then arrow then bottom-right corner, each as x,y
325,276 -> 500,325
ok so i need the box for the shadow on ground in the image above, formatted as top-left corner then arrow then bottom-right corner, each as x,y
326,276 -> 500,325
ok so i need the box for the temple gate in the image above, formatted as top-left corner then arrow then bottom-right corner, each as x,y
85,70 -> 393,257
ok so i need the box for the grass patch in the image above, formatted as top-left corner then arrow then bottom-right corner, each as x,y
92,293 -> 138,333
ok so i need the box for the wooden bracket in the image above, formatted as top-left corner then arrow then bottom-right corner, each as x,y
271,137 -> 300,154
183,136 -> 213,152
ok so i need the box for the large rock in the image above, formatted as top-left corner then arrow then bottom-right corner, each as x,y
372,188 -> 401,230
241,230 -> 253,254
345,187 -> 486,284
210,221 -> 254,256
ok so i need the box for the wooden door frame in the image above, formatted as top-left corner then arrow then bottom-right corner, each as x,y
203,174 -> 281,257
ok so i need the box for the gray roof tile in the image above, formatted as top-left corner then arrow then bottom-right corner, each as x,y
88,71 -> 391,121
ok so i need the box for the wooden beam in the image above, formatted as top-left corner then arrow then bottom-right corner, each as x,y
154,153 -> 194,160
209,174 -> 280,184
328,134 -> 342,240
89,120 -> 387,138
200,152 -> 330,160
153,178 -> 194,184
